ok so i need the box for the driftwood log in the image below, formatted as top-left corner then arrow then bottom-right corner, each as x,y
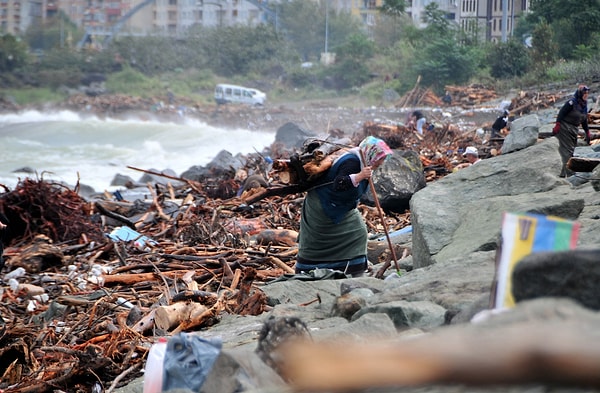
567,157 -> 600,172
281,321 -> 600,391
154,302 -> 208,331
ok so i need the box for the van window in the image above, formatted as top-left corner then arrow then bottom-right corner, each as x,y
225,87 -> 232,95
216,86 -> 223,94
244,90 -> 252,98
233,88 -> 241,97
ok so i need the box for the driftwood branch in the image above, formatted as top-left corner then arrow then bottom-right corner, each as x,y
127,165 -> 203,194
244,183 -> 312,205
281,321 -> 600,391
94,202 -> 137,229
567,156 -> 600,172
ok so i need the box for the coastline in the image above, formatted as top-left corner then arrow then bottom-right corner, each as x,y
1,92 -> 432,136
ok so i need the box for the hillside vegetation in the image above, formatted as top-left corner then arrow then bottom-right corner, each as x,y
1,0 -> 600,107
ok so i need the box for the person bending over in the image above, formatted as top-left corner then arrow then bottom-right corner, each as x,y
410,111 -> 427,135
295,136 -> 393,277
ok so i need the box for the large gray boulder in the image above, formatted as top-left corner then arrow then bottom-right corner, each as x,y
501,114 -> 540,154
363,150 -> 426,212
512,249 -> 600,310
409,138 -> 582,268
273,122 -> 316,150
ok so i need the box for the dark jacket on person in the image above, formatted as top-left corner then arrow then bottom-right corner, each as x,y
492,112 -> 508,132
412,110 -> 424,120
556,90 -> 589,133
315,153 -> 368,224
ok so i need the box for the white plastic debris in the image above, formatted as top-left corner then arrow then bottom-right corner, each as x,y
5,267 -> 26,280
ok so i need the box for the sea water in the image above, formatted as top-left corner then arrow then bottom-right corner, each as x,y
0,110 -> 275,193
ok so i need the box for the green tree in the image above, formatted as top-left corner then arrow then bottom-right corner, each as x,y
409,3 -> 479,90
378,0 -> 407,17
414,37 -> 477,89
0,34 -> 28,72
421,2 -> 453,39
24,11 -> 80,50
529,0 -> 600,59
487,39 -> 530,79
195,24 -> 292,77
374,0 -> 410,48
277,0 -> 323,61
277,0 -> 362,62
327,9 -> 364,55
112,35 -> 202,75
327,33 -> 375,89
530,20 -> 558,68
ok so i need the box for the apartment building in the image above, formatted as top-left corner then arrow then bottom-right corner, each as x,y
135,0 -> 264,35
0,0 -> 266,38
485,0 -> 529,42
0,0 -> 27,34
406,0 -> 459,28
405,0 -> 529,42
1,0 -> 528,45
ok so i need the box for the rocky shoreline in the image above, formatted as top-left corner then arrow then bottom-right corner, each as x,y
3,85 -> 600,393
2,91 -> 518,137
112,134 -> 600,393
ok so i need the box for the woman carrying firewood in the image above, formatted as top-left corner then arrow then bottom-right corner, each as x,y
553,84 -> 591,177
295,136 -> 393,277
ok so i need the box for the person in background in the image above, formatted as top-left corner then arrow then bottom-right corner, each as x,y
410,110 -> 427,135
442,91 -> 452,106
553,85 -> 591,177
454,146 -> 481,170
491,110 -> 509,138
295,136 -> 393,277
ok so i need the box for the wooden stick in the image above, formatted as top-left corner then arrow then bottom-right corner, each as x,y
154,302 -> 207,331
127,165 -> 203,194
268,255 -> 296,274
359,150 -> 400,276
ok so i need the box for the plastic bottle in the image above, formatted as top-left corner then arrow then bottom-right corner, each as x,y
143,337 -> 168,393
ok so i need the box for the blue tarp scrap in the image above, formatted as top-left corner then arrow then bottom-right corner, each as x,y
107,226 -> 157,250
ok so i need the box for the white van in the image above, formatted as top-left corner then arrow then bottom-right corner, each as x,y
214,84 -> 266,106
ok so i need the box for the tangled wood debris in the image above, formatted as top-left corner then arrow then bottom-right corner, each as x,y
444,84 -> 498,107
509,90 -> 562,115
396,81 -> 498,108
0,179 -> 303,391
0,85 -> 584,392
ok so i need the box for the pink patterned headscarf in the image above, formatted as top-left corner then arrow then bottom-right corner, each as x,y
359,136 -> 393,166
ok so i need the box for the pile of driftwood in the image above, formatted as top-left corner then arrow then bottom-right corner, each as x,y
396,81 -> 498,109
395,87 -> 442,108
0,107 -> 530,391
0,161 -> 410,392
508,90 -> 562,116
444,84 -> 498,107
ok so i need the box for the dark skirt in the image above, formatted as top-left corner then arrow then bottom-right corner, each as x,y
295,255 -> 367,277
556,123 -> 579,177
297,192 -> 368,277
